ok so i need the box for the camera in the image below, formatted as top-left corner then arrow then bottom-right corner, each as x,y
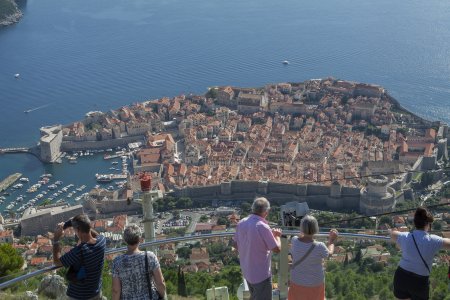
63,219 -> 73,229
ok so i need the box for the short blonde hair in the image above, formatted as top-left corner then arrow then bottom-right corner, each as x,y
300,215 -> 319,235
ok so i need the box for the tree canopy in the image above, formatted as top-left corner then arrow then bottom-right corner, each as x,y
0,243 -> 24,278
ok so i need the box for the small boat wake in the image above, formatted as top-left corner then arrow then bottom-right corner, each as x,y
24,103 -> 52,114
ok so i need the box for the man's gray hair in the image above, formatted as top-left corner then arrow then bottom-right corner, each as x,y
300,215 -> 319,236
123,225 -> 142,245
252,197 -> 271,215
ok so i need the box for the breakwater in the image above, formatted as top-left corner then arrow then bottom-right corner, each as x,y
0,172 -> 22,192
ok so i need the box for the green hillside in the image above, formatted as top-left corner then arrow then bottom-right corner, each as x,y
0,0 -> 18,20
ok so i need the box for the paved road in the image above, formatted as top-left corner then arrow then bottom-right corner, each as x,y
184,212 -> 201,234
182,210 -> 215,234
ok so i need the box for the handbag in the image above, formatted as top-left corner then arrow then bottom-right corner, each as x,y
66,246 -> 87,284
145,251 -> 164,300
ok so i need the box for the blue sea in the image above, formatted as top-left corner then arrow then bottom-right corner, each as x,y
1,0 -> 450,211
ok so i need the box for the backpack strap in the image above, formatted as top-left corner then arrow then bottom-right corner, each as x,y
411,232 -> 430,274
144,251 -> 153,300
290,242 -> 316,270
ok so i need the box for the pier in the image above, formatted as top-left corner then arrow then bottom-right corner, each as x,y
0,147 -> 31,154
0,146 -> 40,159
0,173 -> 22,192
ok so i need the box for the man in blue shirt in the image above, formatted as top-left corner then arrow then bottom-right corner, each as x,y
53,214 -> 106,300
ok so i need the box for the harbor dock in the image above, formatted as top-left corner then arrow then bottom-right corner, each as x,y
0,173 -> 22,192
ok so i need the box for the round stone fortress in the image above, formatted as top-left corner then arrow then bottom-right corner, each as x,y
360,175 -> 396,215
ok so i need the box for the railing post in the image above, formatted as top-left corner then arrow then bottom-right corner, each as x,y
278,235 -> 289,300
242,279 -> 250,300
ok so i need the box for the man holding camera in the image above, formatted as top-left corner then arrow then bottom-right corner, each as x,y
53,214 -> 106,300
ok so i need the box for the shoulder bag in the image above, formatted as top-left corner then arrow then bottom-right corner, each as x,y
290,241 -> 316,271
145,251 -> 164,300
411,232 -> 431,274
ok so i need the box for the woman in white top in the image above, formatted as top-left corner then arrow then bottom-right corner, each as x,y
390,207 -> 450,300
288,215 -> 338,300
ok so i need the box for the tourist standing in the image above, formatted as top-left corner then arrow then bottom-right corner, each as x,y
53,214 -> 106,300
234,197 -> 282,300
112,225 -> 166,300
288,215 -> 338,300
390,207 -> 450,300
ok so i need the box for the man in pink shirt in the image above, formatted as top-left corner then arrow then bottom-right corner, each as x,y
234,197 -> 282,300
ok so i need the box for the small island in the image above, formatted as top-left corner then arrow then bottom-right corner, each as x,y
0,0 -> 22,27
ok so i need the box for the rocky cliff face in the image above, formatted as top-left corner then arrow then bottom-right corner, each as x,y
0,0 -> 23,27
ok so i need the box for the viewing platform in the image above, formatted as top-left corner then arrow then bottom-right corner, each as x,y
0,231 -> 395,299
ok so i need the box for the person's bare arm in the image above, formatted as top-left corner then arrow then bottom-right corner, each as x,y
153,267 -> 166,297
327,229 -> 338,255
389,228 -> 401,243
52,222 -> 64,267
233,240 -> 238,251
91,229 -> 99,238
112,277 -> 121,300
271,228 -> 282,253
443,238 -> 450,250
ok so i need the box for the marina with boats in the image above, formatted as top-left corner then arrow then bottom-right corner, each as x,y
0,146 -> 136,218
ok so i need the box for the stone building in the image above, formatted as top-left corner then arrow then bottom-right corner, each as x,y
360,175 -> 395,215
0,230 -> 14,244
39,125 -> 63,163
20,205 -> 83,236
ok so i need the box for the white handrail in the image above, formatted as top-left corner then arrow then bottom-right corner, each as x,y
0,232 -> 390,290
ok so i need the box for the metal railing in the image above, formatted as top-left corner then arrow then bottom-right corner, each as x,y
0,231 -> 391,295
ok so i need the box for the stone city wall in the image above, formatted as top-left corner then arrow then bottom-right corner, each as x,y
61,136 -> 144,151
173,181 -> 361,212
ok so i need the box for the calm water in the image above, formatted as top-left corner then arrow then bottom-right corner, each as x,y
1,0 -> 450,210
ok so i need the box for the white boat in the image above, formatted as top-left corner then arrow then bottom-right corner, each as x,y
20,177 -> 29,183
14,73 -> 20,78
282,60 -> 290,65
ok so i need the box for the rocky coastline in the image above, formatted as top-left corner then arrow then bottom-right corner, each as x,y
0,0 -> 22,27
